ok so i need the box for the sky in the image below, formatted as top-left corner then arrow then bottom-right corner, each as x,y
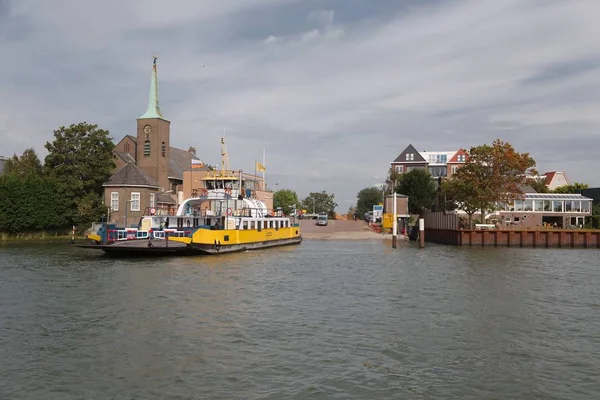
1,0 -> 600,211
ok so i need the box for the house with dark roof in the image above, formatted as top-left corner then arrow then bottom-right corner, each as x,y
104,57 -> 206,227
390,144 -> 468,179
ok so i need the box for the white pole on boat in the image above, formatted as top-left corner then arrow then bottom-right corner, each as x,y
262,148 -> 266,187
392,191 -> 397,248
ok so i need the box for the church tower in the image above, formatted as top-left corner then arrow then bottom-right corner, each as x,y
136,56 -> 171,192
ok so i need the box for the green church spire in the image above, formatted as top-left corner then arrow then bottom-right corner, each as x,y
138,55 -> 167,120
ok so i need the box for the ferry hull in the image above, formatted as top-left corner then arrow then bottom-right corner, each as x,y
190,236 -> 302,254
76,235 -> 301,256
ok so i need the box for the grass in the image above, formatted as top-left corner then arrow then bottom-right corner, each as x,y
0,231 -> 82,243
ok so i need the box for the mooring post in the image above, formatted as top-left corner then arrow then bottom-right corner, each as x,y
419,218 -> 425,248
392,191 -> 397,248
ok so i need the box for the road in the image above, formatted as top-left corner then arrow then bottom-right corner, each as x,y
299,219 -> 384,240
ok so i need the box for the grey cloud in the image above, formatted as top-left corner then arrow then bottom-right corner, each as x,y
1,0 -> 600,210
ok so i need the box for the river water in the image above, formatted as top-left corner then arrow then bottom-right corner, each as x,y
0,240 -> 599,399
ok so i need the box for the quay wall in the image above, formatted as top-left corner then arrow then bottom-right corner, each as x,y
425,229 -> 600,248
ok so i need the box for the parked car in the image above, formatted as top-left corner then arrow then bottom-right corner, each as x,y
364,211 -> 373,222
316,214 -> 328,226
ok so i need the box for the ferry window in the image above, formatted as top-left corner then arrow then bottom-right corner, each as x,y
224,235 -> 230,241
243,221 -> 249,230
275,221 -> 279,231
250,221 -> 255,229
111,192 -> 119,211
257,221 -> 262,232
131,192 -> 140,211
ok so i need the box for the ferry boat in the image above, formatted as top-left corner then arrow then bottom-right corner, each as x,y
80,167 -> 301,255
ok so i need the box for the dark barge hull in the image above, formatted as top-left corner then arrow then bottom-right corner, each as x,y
75,237 -> 302,256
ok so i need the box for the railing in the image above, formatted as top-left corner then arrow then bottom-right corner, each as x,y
106,228 -> 191,242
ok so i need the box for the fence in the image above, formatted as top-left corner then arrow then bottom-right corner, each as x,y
421,211 -> 600,248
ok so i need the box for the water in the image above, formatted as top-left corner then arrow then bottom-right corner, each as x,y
1,240 -> 599,399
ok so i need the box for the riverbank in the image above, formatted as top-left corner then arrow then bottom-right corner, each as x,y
0,232 -> 76,243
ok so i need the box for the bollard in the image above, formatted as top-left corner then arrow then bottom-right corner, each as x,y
392,191 -> 397,248
419,218 -> 425,248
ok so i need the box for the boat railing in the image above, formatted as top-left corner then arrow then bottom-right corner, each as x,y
106,228 -> 192,242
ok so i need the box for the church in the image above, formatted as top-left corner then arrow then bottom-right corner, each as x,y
102,57 -> 207,227
103,57 -> 271,228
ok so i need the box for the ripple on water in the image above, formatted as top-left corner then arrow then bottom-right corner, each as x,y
0,242 -> 599,399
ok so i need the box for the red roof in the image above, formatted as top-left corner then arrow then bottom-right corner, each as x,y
543,171 -> 556,185
448,148 -> 468,163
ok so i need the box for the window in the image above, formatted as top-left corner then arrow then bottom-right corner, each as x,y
144,140 -> 150,156
131,192 -> 140,211
395,165 -> 404,174
451,165 -> 459,174
534,200 -> 543,212
111,192 -> 119,211
149,193 -> 155,208
553,201 -> 563,212
457,155 -> 466,162
405,153 -> 414,161
124,142 -> 130,153
161,142 -> 166,157
436,154 -> 447,163
514,200 -> 524,211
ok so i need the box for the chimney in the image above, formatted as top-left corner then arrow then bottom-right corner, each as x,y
188,146 -> 196,155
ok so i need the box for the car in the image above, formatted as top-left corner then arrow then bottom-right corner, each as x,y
316,214 -> 328,226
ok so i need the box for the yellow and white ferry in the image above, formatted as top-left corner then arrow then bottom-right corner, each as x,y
81,168 -> 301,255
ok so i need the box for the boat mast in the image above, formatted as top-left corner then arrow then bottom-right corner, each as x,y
220,135 -> 230,173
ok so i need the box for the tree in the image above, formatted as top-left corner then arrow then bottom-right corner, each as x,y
273,189 -> 300,214
397,169 -> 436,214
386,165 -> 402,194
301,191 -> 337,218
356,187 -> 382,216
4,148 -> 43,177
0,173 -> 67,234
553,182 -> 588,193
454,139 -> 536,221
44,122 -> 115,225
441,178 -> 480,228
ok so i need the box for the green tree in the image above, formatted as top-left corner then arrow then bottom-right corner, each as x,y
4,148 -> 43,177
301,191 -> 337,218
0,173 -> 67,234
553,182 -> 589,193
44,122 -> 115,225
397,169 -> 436,214
454,139 -> 536,221
273,189 -> 300,214
441,178 -> 480,228
386,165 -> 402,194
356,187 -> 382,216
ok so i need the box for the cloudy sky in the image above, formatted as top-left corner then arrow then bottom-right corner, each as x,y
1,0 -> 599,210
